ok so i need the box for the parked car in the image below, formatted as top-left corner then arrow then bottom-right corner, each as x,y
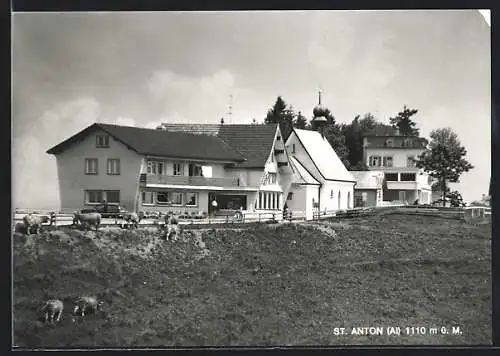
80,203 -> 129,218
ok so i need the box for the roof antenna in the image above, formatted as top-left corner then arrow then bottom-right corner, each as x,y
228,94 -> 233,123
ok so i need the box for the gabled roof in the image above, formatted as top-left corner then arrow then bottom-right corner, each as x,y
293,129 -> 356,183
289,156 -> 320,185
46,123 -> 246,162
160,123 -> 279,168
217,124 -> 278,168
350,171 -> 384,190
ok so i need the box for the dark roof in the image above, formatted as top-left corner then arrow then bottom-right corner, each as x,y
159,123 -> 279,168
364,126 -> 399,136
159,123 -> 221,136
364,135 -> 428,149
217,124 -> 279,168
46,123 -> 246,162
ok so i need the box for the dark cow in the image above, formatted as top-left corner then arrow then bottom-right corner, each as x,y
73,212 -> 101,231
40,299 -> 64,324
23,214 -> 49,235
72,296 -> 104,322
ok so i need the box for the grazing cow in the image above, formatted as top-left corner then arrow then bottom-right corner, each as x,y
40,299 -> 64,324
73,212 -> 101,231
23,214 -> 49,235
72,296 -> 104,322
123,212 -> 141,229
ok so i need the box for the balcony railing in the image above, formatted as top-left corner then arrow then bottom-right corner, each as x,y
140,173 -> 243,187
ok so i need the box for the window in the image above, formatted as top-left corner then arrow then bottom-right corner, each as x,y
347,192 -> 351,209
407,156 -> 416,168
171,192 -> 183,205
403,139 -> 412,147
259,192 -> 263,208
84,190 -> 119,204
85,158 -> 98,175
156,192 -> 170,205
385,173 -> 398,181
142,191 -> 154,205
107,159 -> 120,175
330,189 -> 334,199
385,139 -> 393,147
85,190 -> 103,204
362,192 -> 368,201
147,161 -> 164,175
382,156 -> 393,167
268,173 -> 277,184
338,191 -> 341,210
276,136 -> 281,141
186,192 -> 198,206
287,192 -> 293,201
173,162 -> 184,176
369,155 -> 382,167
105,190 -> 120,203
400,173 -> 416,181
96,135 -> 109,148
263,193 -> 267,209
188,163 -> 203,177
292,144 -> 296,154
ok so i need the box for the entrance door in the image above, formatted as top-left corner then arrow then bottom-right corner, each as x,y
399,191 -> 406,202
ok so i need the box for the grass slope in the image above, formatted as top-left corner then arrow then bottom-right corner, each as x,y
13,214 -> 491,347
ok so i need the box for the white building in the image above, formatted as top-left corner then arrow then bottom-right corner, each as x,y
363,135 -> 432,204
285,128 -> 356,219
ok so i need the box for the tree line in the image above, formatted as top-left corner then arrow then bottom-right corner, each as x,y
262,96 -> 475,207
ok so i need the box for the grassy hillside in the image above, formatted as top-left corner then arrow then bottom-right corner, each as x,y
13,214 -> 491,347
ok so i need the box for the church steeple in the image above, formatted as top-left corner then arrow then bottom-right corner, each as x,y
311,89 -> 328,137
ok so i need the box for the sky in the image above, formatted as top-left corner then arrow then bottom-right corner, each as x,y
12,10 -> 491,209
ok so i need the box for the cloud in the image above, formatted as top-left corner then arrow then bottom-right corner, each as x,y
146,69 -> 249,123
114,116 -> 136,127
12,97 -> 142,209
307,13 -> 356,70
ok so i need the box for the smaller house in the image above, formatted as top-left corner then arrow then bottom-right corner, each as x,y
350,171 -> 384,208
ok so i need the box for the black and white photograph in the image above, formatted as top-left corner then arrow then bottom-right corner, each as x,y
12,9 -> 492,348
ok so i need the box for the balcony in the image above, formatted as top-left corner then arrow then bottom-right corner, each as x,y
386,181 -> 418,190
140,173 -> 243,187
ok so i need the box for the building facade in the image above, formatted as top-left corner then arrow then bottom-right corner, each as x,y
47,122 -> 294,216
285,129 -> 356,219
363,135 -> 432,204
349,170 -> 384,207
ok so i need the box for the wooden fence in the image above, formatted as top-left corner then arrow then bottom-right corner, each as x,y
13,205 -> 490,230
12,209 -> 309,229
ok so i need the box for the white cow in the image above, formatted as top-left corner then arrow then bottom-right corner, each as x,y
22,214 -> 50,235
